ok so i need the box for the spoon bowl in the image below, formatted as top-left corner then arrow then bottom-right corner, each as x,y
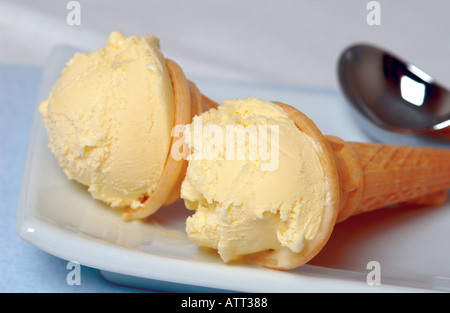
338,44 -> 450,146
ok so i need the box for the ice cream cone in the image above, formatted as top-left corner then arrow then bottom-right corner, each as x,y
326,136 -> 450,222
248,102 -> 450,269
122,59 -> 218,220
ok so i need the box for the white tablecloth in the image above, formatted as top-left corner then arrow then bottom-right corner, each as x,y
2,0 -> 450,90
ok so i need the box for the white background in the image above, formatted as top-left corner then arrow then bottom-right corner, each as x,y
1,0 -> 450,90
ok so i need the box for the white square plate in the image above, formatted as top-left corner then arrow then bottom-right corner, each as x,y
17,46 -> 450,292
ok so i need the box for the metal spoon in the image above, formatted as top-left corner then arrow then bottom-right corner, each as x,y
338,43 -> 450,147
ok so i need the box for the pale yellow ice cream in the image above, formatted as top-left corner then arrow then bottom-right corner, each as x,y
180,98 -> 327,262
39,31 -> 174,210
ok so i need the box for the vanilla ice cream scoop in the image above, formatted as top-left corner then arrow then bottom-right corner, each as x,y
181,98 -> 329,264
39,31 -> 215,219
39,31 -> 174,211
181,98 -> 450,270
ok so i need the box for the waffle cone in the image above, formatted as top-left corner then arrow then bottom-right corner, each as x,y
248,102 -> 450,270
327,136 -> 450,222
122,59 -> 218,220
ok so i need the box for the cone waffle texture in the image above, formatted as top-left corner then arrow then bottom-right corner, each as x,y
327,136 -> 450,222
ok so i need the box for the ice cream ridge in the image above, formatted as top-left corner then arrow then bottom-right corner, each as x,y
180,97 -> 450,270
39,30 -> 216,220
